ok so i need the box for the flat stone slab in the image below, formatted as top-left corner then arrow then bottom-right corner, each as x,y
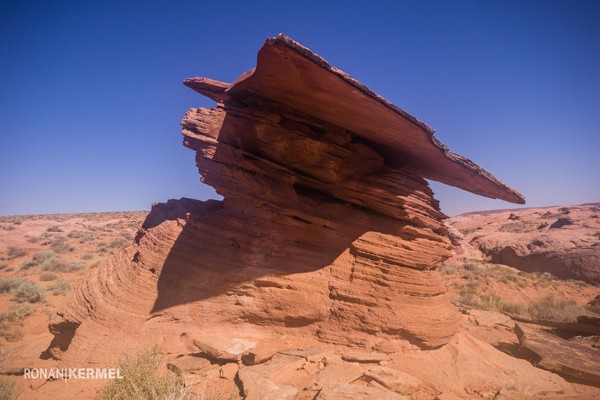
317,363 -> 363,387
363,366 -> 427,396
515,323 -> 600,384
341,351 -> 389,363
193,336 -> 256,361
279,347 -> 335,362
317,383 -> 408,399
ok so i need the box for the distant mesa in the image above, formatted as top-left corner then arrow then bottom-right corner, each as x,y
46,34 -> 523,364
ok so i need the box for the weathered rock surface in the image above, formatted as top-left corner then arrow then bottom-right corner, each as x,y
39,34 -> 549,398
449,204 -> 600,284
515,323 -> 600,385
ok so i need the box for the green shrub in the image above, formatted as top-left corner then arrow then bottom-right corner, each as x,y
97,347 -> 190,400
13,281 -> 45,303
39,272 -> 59,281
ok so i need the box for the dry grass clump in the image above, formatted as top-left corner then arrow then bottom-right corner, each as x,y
443,262 -> 594,322
0,278 -> 27,294
527,295 -> 587,322
6,246 -> 26,259
48,279 -> 71,295
39,272 -> 59,281
98,347 -> 191,400
0,378 -> 18,400
0,304 -> 33,341
14,281 -> 45,303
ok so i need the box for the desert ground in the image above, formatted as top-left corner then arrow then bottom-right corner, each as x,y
0,204 -> 598,399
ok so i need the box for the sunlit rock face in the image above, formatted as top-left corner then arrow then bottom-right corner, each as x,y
47,35 -> 523,363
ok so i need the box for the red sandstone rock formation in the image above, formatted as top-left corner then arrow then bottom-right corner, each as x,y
46,35 -> 523,365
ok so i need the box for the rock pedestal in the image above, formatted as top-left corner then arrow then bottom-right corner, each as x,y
46,35 -> 523,364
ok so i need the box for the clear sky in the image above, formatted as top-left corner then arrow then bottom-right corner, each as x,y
1,0 -> 599,216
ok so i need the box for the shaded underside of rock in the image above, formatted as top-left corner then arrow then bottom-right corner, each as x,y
46,34 -> 524,363
515,323 -> 600,385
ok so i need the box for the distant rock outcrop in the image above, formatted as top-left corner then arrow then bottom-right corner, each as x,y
46,35 -> 523,365
449,204 -> 600,284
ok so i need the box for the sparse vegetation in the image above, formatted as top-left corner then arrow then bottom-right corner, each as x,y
527,295 -> 588,322
13,281 -> 45,303
48,279 -> 71,295
46,225 -> 63,232
7,246 -> 26,259
97,347 -> 190,400
0,278 -> 27,294
0,304 -> 33,342
39,272 -> 59,281
48,236 -> 74,253
0,378 -> 18,399
443,262 -> 597,322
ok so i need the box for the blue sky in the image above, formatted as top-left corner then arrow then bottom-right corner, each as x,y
1,0 -> 599,216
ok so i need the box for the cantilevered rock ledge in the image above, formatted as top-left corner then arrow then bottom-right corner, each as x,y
185,33 -> 524,204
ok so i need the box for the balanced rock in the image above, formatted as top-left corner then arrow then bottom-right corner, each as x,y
45,34 -> 523,366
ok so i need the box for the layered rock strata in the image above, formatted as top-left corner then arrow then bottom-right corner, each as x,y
46,35 -> 523,363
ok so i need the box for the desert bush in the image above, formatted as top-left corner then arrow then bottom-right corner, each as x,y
48,279 -> 71,295
527,295 -> 587,322
39,256 -> 85,273
0,278 -> 26,294
6,246 -> 26,259
65,262 -> 84,272
0,263 -> 7,270
97,346 -> 190,400
34,250 -> 58,263
25,234 -> 40,243
39,272 -> 59,281
48,236 -> 74,253
0,304 -> 33,342
0,378 -> 18,399
20,259 -> 38,270
81,252 -> 94,260
9,303 -> 34,319
46,225 -> 63,232
478,294 -> 527,315
13,281 -> 45,303
109,238 -> 128,249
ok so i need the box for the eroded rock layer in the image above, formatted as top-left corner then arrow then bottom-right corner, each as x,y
47,35 -> 524,363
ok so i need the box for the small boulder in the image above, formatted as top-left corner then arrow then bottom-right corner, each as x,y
549,217 -> 573,229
